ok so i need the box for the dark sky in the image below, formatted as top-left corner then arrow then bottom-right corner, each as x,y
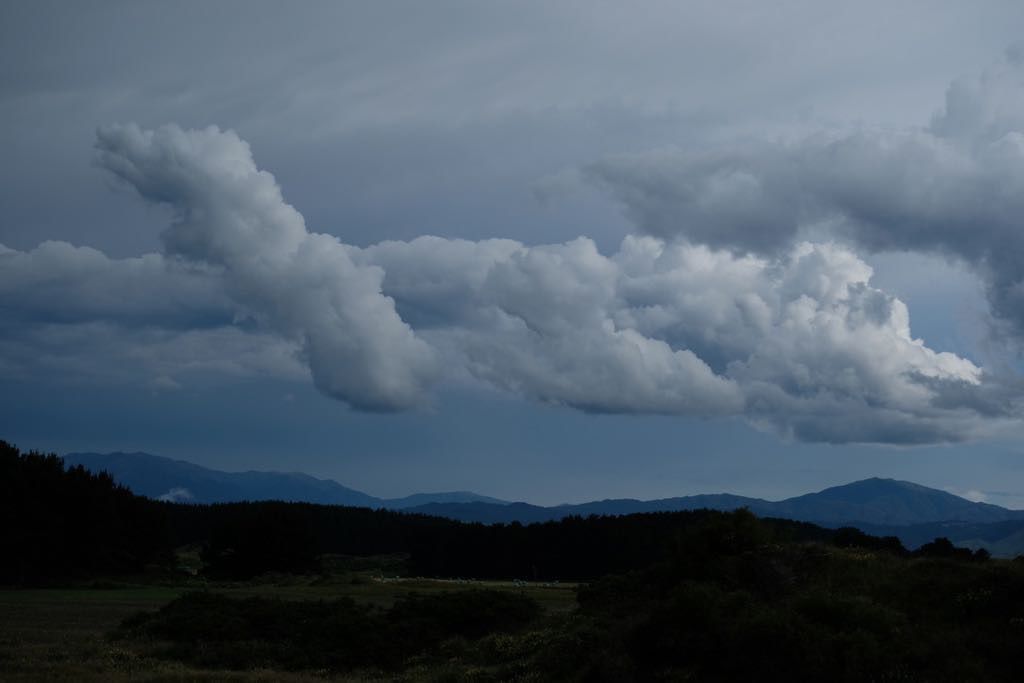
4,1 -> 1024,505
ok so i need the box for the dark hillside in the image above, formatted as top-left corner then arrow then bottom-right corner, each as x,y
0,441 -> 170,583
4,441 -> 836,582
545,532 -> 1024,681
63,451 -> 382,507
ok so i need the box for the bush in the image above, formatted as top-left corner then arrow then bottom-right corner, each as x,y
118,589 -> 542,673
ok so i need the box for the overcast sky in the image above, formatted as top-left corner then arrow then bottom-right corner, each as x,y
5,1 -> 1024,505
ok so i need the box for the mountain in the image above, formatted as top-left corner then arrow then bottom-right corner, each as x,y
404,478 -> 1024,528
62,452 -> 1024,555
400,479 -> 1024,556
408,501 -> 556,524
61,451 -> 506,509
407,494 -> 770,525
766,478 -> 1020,526
384,491 -> 509,509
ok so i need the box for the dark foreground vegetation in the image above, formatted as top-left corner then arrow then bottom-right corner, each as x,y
4,440 -> 1024,681
116,589 -> 541,674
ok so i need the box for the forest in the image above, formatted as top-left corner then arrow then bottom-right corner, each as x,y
2,439 -> 1022,681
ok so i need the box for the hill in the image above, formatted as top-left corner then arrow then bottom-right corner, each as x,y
62,451 -> 505,509
402,479 -> 1024,556
61,451 -> 1024,556
768,477 -> 1020,525
403,478 -> 1024,528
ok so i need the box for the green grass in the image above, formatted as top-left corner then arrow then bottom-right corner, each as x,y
220,575 -> 577,612
0,586 -> 191,681
0,572 -> 577,681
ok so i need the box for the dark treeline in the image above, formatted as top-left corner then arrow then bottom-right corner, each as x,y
2,440 -> 461,582
1,440 -> 974,585
1,441 -> 171,583
1,441 -> 837,582
166,498 -> 841,580
170,501 -> 461,578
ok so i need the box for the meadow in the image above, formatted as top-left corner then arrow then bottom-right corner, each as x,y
0,561 -> 577,681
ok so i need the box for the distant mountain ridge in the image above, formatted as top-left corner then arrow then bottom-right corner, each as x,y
63,451 -> 1024,556
62,451 -> 506,510
759,478 -> 1020,526
403,479 -> 1024,557
405,479 -> 1024,527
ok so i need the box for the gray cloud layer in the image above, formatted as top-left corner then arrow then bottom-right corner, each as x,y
587,51 -> 1024,344
2,118 -> 1013,443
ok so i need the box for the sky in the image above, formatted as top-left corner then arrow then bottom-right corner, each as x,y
5,1 -> 1024,506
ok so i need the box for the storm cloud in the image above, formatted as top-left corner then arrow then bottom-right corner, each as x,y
587,51 -> 1024,343
1,121 -> 1012,443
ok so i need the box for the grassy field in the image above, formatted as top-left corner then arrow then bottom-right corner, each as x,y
0,569 -> 578,681
0,585 -> 196,681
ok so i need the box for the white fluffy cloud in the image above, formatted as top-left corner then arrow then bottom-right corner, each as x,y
94,123 -> 439,411
0,121 -> 1013,443
362,235 -> 993,443
586,51 -> 1024,344
361,236 -> 744,416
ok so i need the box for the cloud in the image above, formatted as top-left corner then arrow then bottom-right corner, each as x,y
0,122 -> 1014,443
962,489 -> 987,503
0,318 -> 307,387
0,240 -> 230,327
586,51 -> 1024,344
94,123 -> 439,411
361,235 -> 744,416
157,487 -> 193,503
363,235 -> 998,443
150,375 -> 181,392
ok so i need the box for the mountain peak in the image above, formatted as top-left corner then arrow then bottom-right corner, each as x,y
815,477 -> 938,496
62,451 -> 506,509
774,477 -> 1014,526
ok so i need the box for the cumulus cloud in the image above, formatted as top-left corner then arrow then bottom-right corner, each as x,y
363,235 -> 996,443
361,236 -> 744,416
586,50 -> 1024,343
94,123 -> 439,411
0,121 -> 1015,443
